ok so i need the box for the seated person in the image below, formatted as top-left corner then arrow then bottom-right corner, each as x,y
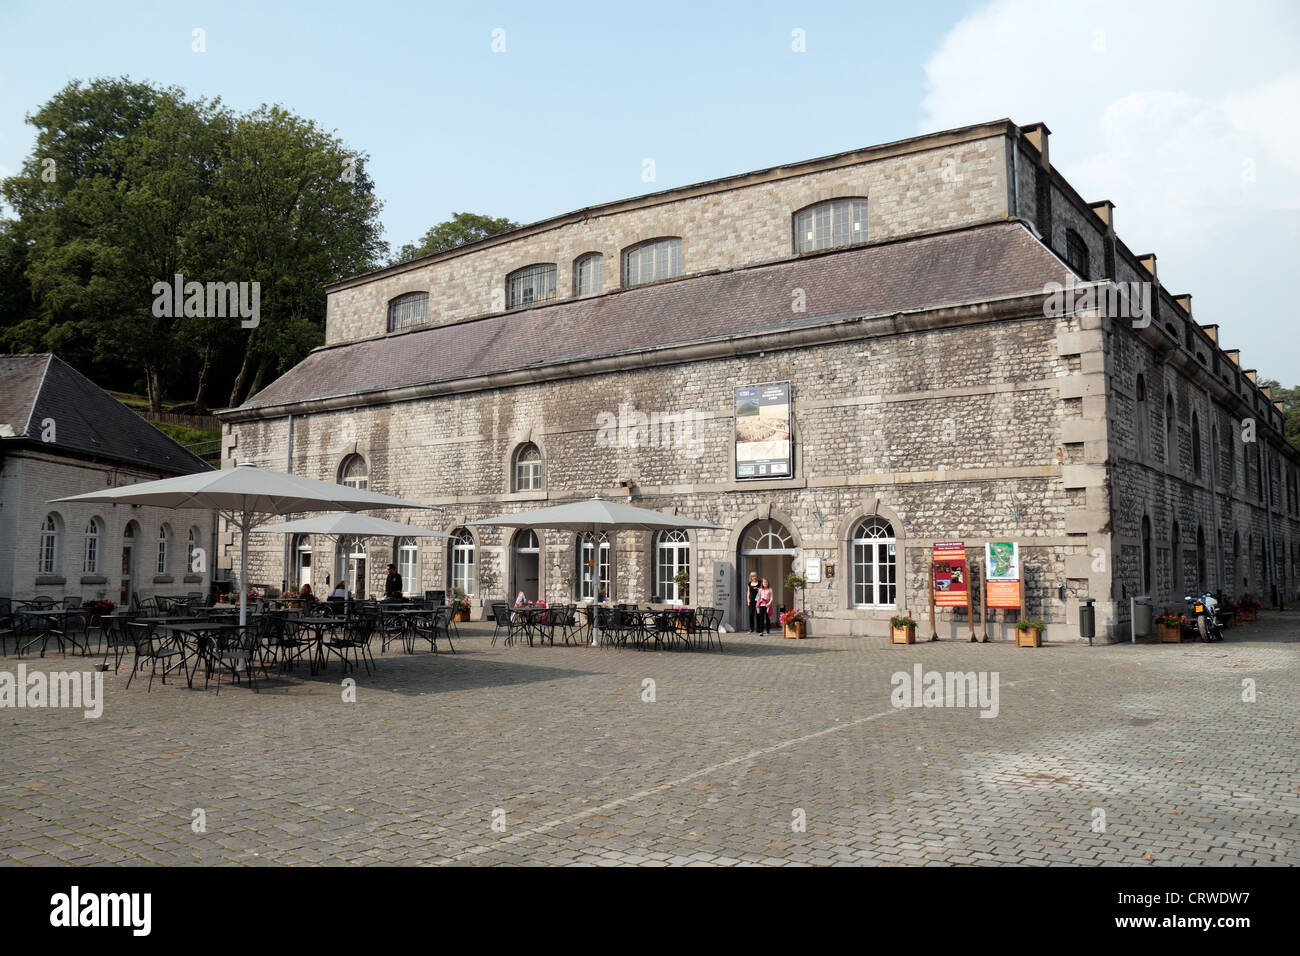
328,582 -> 349,601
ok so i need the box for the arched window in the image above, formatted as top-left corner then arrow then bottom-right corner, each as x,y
339,454 -> 368,490
1196,526 -> 1207,592
1135,374 -> 1149,451
395,537 -> 418,595
622,238 -> 682,287
793,198 -> 868,254
506,263 -> 558,310
449,529 -> 475,594
83,518 -> 103,574
387,291 -> 429,332
38,513 -> 61,574
1191,411 -> 1202,476
851,517 -> 897,607
294,534 -> 312,591
187,527 -> 201,575
1164,394 -> 1176,468
1171,522 -> 1182,598
573,252 -> 604,297
578,531 -> 611,602
1063,229 -> 1090,278
653,530 -> 690,603
513,443 -> 542,491
1140,515 -> 1152,594
156,524 -> 171,574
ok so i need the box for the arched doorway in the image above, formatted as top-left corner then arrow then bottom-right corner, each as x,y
739,518 -> 797,621
294,534 -> 312,591
337,536 -> 367,598
511,529 -> 540,603
120,521 -> 139,606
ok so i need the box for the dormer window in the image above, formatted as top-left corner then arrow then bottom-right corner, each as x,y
387,292 -> 429,332
506,264 -> 558,310
793,199 -> 868,254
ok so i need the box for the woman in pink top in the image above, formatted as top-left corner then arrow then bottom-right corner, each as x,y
756,578 -> 774,634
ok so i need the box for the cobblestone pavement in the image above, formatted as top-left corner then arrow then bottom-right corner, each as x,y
1,612 -> 1296,866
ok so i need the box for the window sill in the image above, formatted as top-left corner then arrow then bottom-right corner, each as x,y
153,574 -> 175,584
35,575 -> 66,586
183,574 -> 204,584
80,574 -> 108,585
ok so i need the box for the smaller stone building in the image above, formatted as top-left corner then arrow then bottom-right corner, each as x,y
0,354 -> 215,607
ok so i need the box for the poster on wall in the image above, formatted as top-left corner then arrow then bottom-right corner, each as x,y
932,541 -> 969,608
734,382 -> 792,479
985,541 -> 1022,609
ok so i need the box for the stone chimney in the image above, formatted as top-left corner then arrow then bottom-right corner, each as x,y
1174,293 -> 1192,316
1200,324 -> 1218,344
1021,123 -> 1052,239
1089,200 -> 1116,278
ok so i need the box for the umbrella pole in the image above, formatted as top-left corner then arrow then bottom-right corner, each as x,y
590,521 -> 600,647
239,508 -> 250,628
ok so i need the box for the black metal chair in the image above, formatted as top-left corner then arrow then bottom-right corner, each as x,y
490,603 -> 515,647
204,624 -> 264,694
322,617 -> 377,675
377,606 -> 408,653
49,608 -> 92,657
126,621 -> 191,691
99,614 -> 135,673
410,606 -> 455,654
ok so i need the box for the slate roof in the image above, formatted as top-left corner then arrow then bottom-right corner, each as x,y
0,354 -> 212,474
241,221 -> 1070,411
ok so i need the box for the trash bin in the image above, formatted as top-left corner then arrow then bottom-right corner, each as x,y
1133,599 -> 1153,637
1079,598 -> 1096,645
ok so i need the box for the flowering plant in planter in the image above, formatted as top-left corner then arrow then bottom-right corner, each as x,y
1156,612 -> 1183,628
779,609 -> 806,626
85,599 -> 116,617
1236,594 -> 1261,612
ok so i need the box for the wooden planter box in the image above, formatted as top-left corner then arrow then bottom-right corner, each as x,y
1015,627 -> 1043,647
1237,608 -> 1257,622
782,620 -> 807,639
891,624 -> 916,644
454,608 -> 470,623
1157,622 -> 1182,643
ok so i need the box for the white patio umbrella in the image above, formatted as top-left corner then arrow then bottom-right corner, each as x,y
52,462 -> 431,626
468,496 -> 725,646
251,513 -> 450,613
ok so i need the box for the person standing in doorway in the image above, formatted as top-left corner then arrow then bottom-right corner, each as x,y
746,570 -> 761,632
756,578 -> 774,634
385,563 -> 403,600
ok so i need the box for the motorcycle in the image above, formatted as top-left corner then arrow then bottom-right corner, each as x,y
1184,592 -> 1225,643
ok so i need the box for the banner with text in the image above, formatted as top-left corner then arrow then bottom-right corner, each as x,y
734,382 -> 792,480
932,541 -> 968,608
985,541 -> 1021,609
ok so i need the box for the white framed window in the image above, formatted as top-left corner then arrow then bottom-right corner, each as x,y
654,529 -> 691,603
578,531 -> 611,601
39,513 -> 61,574
83,518 -> 102,574
156,524 -> 171,574
574,252 -> 604,297
851,517 -> 897,607
396,536 -> 418,595
513,443 -> 542,491
506,263 -> 558,310
187,527 -> 200,575
793,199 -> 868,254
387,291 -> 429,332
449,529 -> 475,594
339,454 -> 368,490
622,238 -> 682,287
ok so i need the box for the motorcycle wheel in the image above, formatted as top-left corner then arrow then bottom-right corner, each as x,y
1197,617 -> 1212,642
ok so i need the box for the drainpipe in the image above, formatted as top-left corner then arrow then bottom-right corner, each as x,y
1260,439 -> 1280,607
1205,389 -> 1223,592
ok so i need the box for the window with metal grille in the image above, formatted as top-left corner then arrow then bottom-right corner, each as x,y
387,292 -> 429,332
793,199 -> 868,254
1064,229 -> 1090,277
622,238 -> 682,287
506,264 -> 558,310
574,253 -> 604,297
851,517 -> 896,607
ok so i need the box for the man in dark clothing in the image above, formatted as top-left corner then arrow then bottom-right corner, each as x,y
384,563 -> 403,600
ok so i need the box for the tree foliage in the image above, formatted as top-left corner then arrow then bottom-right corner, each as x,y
1257,378 -> 1300,451
390,211 -> 519,265
1,77 -> 386,412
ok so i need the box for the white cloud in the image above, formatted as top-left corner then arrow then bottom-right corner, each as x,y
920,0 -> 1300,384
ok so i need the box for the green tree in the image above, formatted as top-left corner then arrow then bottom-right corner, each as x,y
391,211 -> 518,264
1258,378 -> 1300,451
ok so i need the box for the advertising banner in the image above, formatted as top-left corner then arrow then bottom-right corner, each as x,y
985,541 -> 1021,609
932,541 -> 968,608
734,382 -> 792,479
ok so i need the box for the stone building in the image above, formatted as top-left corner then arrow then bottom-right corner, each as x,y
216,119 -> 1300,641
1,353 -> 215,607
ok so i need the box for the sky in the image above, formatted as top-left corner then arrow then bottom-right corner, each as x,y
2,0 -> 1297,382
